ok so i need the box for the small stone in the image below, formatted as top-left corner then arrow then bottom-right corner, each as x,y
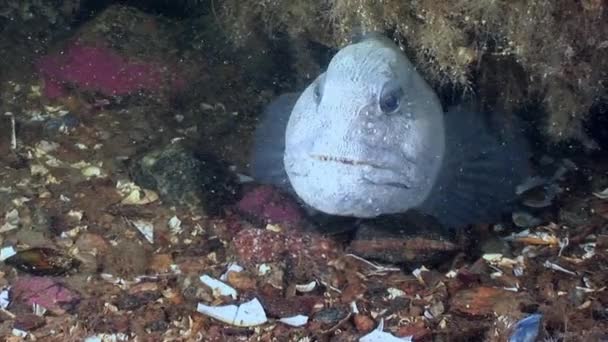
353,314 -> 375,333
596,235 -> 608,249
174,256 -> 209,275
139,306 -> 168,332
81,165 -> 103,178
396,321 -> 431,340
129,282 -> 159,294
148,254 -> 174,273
233,228 -> 286,265
128,142 -> 240,214
75,233 -> 110,255
116,290 -> 160,311
260,294 -> 324,318
236,185 -> 304,226
14,314 -> 46,331
450,286 -> 532,317
312,306 -> 350,328
341,282 -> 367,304
102,241 -> 149,278
226,271 -> 257,291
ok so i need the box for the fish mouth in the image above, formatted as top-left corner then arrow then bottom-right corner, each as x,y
310,154 -> 413,189
311,154 -> 384,168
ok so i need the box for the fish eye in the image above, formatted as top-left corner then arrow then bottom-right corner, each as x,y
379,82 -> 403,114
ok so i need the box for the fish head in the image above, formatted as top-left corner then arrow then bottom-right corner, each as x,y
284,36 -> 446,217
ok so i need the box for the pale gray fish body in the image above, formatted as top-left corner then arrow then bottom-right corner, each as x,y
250,35 -> 531,228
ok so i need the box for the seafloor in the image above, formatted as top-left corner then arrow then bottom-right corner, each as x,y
0,3 -> 607,342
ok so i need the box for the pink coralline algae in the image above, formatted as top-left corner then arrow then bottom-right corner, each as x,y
236,185 -> 305,226
36,41 -> 186,99
232,227 -> 340,269
11,276 -> 80,314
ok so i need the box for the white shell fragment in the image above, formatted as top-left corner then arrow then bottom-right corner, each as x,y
512,211 -> 542,228
196,298 -> 268,327
412,266 -> 430,285
0,246 -> 17,261
236,173 -> 255,183
359,319 -> 412,342
168,216 -> 182,235
130,219 -> 154,244
84,333 -> 129,342
0,288 -> 10,309
116,180 -> 159,205
0,209 -> 20,232
220,263 -> 244,281
482,253 -> 504,263
36,140 -> 59,153
543,260 -> 577,276
295,281 -> 317,293
258,264 -> 271,275
120,189 -> 159,205
387,288 -> 406,299
30,164 -> 49,176
200,275 -> 238,299
81,165 -> 103,178
12,329 -> 27,337
279,314 -> 309,327
592,187 -> 608,199
33,303 -> 47,316
67,210 -> 84,222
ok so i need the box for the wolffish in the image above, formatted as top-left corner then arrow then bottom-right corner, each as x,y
250,34 -> 531,228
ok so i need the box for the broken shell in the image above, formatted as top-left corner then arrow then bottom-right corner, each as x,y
0,288 -> 9,309
508,314 -> 542,342
196,298 -> 268,327
360,319 -> 412,342
30,164 -> 49,176
279,314 -> 309,327
0,209 -> 20,232
4,247 -> 80,276
387,288 -> 406,299
593,187 -> 608,199
295,281 -> 317,293
0,246 -> 17,261
168,216 -> 182,234
220,263 -> 244,281
120,189 -> 159,205
512,211 -> 542,228
81,165 -> 103,178
199,275 -> 238,300
129,219 -> 154,244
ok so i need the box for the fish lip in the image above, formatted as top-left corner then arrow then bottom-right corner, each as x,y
309,154 -> 413,189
